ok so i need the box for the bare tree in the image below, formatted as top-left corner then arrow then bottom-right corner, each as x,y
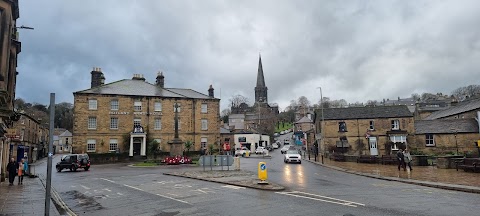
229,94 -> 249,108
221,108 -> 231,123
318,97 -> 331,108
411,93 -> 420,101
330,99 -> 348,108
285,99 -> 298,112
452,85 -> 480,101
366,100 -> 378,106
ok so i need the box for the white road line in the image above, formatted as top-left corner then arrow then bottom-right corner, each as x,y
103,188 -> 112,192
290,191 -> 365,206
124,184 -> 143,191
275,192 -> 360,207
100,178 -> 116,183
80,185 -> 90,190
156,194 -> 189,204
222,185 -> 246,190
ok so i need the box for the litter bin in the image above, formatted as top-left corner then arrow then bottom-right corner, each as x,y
417,155 -> 429,166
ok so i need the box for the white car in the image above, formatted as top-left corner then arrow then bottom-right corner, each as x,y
235,147 -> 251,157
280,131 -> 285,135
280,145 -> 291,154
255,147 -> 267,154
284,149 -> 302,164
272,143 -> 279,149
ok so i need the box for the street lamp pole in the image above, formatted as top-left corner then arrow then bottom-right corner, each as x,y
317,87 -> 324,157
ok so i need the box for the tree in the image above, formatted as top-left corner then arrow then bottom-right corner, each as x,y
318,97 -> 331,108
221,108 -> 231,123
411,93 -> 420,101
451,85 -> 480,101
229,94 -> 249,108
184,140 -> 193,156
147,139 -> 161,159
366,100 -> 377,106
329,99 -> 348,108
54,102 -> 74,131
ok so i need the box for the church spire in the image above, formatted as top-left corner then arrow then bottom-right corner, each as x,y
256,54 -> 266,87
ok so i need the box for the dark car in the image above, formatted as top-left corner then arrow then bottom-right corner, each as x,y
56,154 -> 91,172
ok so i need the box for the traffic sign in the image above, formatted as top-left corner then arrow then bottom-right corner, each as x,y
48,152 -> 53,157
260,164 -> 266,170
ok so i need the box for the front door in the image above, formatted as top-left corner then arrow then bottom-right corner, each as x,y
133,142 -> 141,156
369,137 -> 378,156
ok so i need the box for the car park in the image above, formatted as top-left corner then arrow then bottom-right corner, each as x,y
56,154 -> 91,172
280,145 -> 291,154
284,150 -> 302,163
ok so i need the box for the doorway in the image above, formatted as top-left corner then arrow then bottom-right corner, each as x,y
133,138 -> 142,156
369,137 -> 378,156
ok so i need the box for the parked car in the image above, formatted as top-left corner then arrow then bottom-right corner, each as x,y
56,154 -> 90,172
284,150 -> 302,164
272,143 -> 279,149
255,147 -> 268,154
235,147 -> 251,157
280,145 -> 291,154
284,139 -> 290,145
274,133 -> 279,137
280,131 -> 285,135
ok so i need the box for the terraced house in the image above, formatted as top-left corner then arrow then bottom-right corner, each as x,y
315,106 -> 414,156
72,68 -> 220,157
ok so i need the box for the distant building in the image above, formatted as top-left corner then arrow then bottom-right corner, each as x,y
54,129 -> 72,154
424,98 -> 480,120
72,68 -> 220,157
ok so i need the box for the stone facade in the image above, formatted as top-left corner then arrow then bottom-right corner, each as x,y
73,71 -> 220,156
412,133 -> 479,155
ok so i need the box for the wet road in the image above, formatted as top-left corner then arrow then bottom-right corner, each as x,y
34,134 -> 480,216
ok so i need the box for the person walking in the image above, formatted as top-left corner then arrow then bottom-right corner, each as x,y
404,149 -> 413,171
17,159 -> 24,185
396,149 -> 406,171
6,158 -> 18,186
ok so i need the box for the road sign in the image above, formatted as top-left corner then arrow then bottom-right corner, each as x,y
260,164 -> 266,170
258,162 -> 267,181
48,152 -> 53,157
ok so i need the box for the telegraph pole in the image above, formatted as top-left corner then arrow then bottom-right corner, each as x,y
45,93 -> 55,216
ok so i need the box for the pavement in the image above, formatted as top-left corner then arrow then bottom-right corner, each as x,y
305,156 -> 480,194
0,157 -> 62,216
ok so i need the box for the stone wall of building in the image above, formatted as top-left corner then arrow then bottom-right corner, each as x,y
412,133 -> 480,155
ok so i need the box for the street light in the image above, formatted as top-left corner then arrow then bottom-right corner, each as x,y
317,87 -> 324,157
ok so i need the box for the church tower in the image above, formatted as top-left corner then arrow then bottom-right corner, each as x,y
255,55 -> 268,105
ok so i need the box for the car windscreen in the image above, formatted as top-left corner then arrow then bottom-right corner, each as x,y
78,155 -> 89,160
286,150 -> 298,154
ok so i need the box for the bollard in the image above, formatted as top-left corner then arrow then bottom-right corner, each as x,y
257,162 -> 268,184
321,155 -> 324,164
234,157 -> 240,170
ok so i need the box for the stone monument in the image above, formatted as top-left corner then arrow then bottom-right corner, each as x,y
168,102 -> 184,156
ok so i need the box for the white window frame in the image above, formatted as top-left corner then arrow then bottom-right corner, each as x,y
111,100 -> 119,110
88,117 -> 97,129
89,99 -> 97,110
87,139 -> 96,152
110,117 -> 118,129
201,119 -> 208,130
154,102 -> 162,112
369,120 -> 374,130
134,118 -> 141,128
201,103 -> 208,113
154,118 -> 162,130
391,120 -> 400,130
201,137 -> 207,149
109,139 -> 118,151
389,135 -> 406,150
425,134 -> 435,146
134,101 -> 142,111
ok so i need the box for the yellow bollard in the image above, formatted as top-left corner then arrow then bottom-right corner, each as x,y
258,162 -> 268,184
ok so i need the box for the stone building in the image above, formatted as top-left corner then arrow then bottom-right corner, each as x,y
413,119 -> 480,155
8,113 -> 45,163
314,106 -> 414,156
72,68 -> 220,157
424,98 -> 480,120
0,0 -> 21,182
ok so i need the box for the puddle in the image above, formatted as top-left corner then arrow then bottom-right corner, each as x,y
62,190 -> 104,211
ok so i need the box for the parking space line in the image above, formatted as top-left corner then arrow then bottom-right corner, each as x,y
275,191 -> 364,207
292,191 -> 365,206
80,185 -> 90,190
156,194 -> 189,204
124,184 -> 143,191
100,178 -> 116,183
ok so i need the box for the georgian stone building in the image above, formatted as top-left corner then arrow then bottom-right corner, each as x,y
72,68 -> 220,157
1,0 -> 21,182
314,106 -> 414,156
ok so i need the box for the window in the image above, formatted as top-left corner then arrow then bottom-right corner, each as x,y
111,100 -> 119,110
134,101 -> 142,111
201,119 -> 208,130
391,120 -> 400,130
426,134 -> 435,146
65,138 -> 69,145
154,118 -> 162,130
174,102 -> 181,112
134,117 -> 141,128
369,120 -> 374,130
87,139 -> 96,152
88,117 -> 97,129
201,137 -> 207,149
109,139 -> 118,151
154,102 -> 162,112
339,122 -> 347,132
201,103 -> 208,113
390,135 -> 406,150
110,117 -> 118,129
89,99 -> 97,110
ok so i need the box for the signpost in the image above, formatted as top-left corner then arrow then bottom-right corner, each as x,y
257,162 -> 268,184
45,93 -> 55,216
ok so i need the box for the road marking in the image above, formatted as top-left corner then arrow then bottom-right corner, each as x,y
104,188 -> 112,192
222,185 -> 246,190
124,184 -> 143,191
100,178 -> 116,183
156,194 -> 189,204
276,191 -> 365,208
80,185 -> 90,190
117,192 -> 124,196
167,193 -> 179,197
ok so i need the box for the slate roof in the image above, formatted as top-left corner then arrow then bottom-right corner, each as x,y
316,105 -> 413,120
424,98 -> 480,120
415,119 -> 479,134
295,116 -> 313,124
74,79 -> 217,99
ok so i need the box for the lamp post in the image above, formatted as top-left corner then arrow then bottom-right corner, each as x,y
317,87 -> 324,158
455,132 -> 458,155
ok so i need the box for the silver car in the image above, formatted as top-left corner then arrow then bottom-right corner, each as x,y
284,150 -> 302,164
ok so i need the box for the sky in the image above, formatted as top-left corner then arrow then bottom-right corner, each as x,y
15,0 -> 480,111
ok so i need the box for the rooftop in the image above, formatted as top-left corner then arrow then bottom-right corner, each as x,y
315,105 -> 413,121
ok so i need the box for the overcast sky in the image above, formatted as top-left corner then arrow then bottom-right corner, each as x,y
16,0 -> 480,111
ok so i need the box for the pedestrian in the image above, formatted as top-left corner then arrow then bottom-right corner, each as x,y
23,158 -> 29,179
404,149 -> 413,171
6,158 -> 17,186
396,149 -> 406,171
18,159 -> 24,185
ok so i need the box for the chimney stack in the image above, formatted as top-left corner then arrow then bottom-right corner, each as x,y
91,67 -> 105,88
208,85 -> 214,98
156,72 -> 165,88
132,74 -> 146,81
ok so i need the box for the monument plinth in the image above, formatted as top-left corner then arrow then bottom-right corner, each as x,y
169,102 -> 183,156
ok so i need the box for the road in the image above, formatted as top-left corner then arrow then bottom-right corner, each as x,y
35,133 -> 480,216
